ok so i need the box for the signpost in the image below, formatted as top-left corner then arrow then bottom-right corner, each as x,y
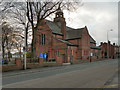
23,46 -> 27,70
0,60 -> 3,64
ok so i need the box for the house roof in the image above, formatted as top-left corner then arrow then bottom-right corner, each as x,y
90,46 -> 101,50
57,38 -> 78,46
66,28 -> 84,40
46,20 -> 96,44
90,36 -> 96,44
66,27 -> 74,31
46,20 -> 63,35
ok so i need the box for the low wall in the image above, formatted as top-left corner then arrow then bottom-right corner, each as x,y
2,65 -> 22,71
2,57 -> 112,72
26,63 -> 62,69
2,58 -> 62,72
2,58 -> 22,72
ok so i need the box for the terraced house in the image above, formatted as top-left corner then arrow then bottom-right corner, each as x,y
35,7 -> 101,64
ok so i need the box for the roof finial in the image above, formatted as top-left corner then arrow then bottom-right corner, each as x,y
58,3 -> 61,10
56,3 -> 62,14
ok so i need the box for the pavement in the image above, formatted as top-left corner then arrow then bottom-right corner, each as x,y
2,65 -> 66,77
103,68 -> 119,88
2,62 -> 85,77
2,59 -> 119,88
101,58 -> 120,89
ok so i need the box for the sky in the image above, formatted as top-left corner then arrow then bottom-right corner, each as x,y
62,1 -> 118,46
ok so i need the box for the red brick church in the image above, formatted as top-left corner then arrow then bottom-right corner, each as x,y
35,7 -> 101,64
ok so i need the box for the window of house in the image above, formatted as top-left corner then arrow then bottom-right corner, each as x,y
58,50 -> 59,56
44,34 -> 45,45
56,50 -> 59,57
39,35 -> 41,45
40,33 -> 45,45
84,50 -> 88,55
72,50 -> 74,55
42,34 -> 43,45
54,50 -> 57,57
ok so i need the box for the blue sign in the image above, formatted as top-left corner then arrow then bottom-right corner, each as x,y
39,53 -> 47,59
39,53 -> 43,58
43,53 -> 47,59
0,60 -> 4,64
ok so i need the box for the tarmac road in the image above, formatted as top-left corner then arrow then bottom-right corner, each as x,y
2,59 -> 118,88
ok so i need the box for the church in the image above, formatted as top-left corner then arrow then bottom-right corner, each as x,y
35,7 -> 101,64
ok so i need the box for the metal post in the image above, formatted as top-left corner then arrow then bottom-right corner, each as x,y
107,31 -> 109,59
24,50 -> 26,70
107,29 -> 113,59
24,28 -> 27,70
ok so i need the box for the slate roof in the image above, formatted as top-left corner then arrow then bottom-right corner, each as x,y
90,46 -> 101,50
66,28 -> 84,40
46,20 -> 96,44
57,38 -> 78,46
46,20 -> 63,35
90,36 -> 96,44
66,27 -> 74,31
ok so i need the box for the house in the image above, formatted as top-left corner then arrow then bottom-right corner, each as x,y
100,41 -> 119,59
35,7 -> 101,64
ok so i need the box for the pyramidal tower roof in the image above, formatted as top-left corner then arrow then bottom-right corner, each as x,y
56,6 -> 63,14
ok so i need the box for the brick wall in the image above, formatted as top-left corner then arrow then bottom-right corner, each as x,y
2,59 -> 22,71
81,27 -> 90,60
2,58 -> 62,72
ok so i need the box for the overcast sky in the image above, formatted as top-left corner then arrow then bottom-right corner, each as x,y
62,1 -> 118,46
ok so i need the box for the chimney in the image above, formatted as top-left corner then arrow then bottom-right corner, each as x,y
108,40 -> 110,44
113,43 -> 115,46
101,42 -> 103,45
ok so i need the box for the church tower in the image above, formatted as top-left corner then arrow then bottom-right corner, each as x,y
54,6 -> 66,39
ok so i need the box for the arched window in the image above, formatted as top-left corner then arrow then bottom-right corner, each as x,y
40,33 -> 45,45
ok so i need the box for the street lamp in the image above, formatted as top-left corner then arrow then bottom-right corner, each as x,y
107,29 -> 113,59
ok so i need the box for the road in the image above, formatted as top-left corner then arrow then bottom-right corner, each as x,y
2,59 -> 119,88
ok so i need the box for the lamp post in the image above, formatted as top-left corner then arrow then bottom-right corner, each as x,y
24,29 -> 27,70
107,29 -> 113,59
24,24 -> 27,70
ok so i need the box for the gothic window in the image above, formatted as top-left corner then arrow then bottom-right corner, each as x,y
44,34 -> 45,45
58,50 -> 59,57
40,33 -> 45,45
54,50 -> 57,57
84,50 -> 88,55
56,50 -> 59,57
39,35 -> 41,45
42,34 -> 43,45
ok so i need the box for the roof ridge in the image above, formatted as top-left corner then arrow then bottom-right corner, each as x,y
57,38 -> 78,46
46,19 -> 62,35
67,26 -> 85,31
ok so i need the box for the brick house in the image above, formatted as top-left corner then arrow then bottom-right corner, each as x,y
35,7 -> 101,64
99,41 -> 119,59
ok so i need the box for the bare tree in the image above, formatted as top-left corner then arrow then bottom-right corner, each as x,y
2,21 -> 24,59
26,0 -> 82,57
7,2 -> 30,48
0,1 -> 29,59
0,0 -> 82,58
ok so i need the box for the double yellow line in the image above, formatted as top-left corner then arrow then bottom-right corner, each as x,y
103,84 -> 120,88
91,84 -> 120,90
